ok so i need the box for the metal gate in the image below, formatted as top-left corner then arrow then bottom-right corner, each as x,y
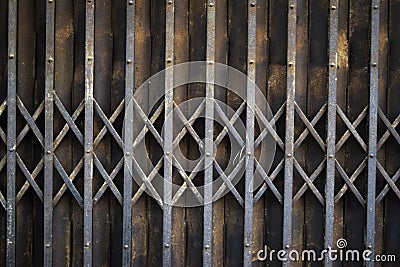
0,0 -> 399,266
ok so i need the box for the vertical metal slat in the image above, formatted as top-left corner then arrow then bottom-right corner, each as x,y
123,0 -> 135,266
84,0 -> 95,266
367,0 -> 380,265
44,0 -> 55,265
244,1 -> 256,266
283,1 -> 297,265
6,0 -> 17,265
163,0 -> 174,266
203,1 -> 215,266
325,2 -> 339,266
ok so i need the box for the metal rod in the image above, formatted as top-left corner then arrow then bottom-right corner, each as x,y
163,0 -> 174,265
325,1 -> 339,266
44,0 -> 55,265
244,1 -> 256,266
123,0 -> 135,265
84,0 -> 95,265
366,0 -> 380,265
6,0 -> 17,265
203,1 -> 215,266
283,1 -> 297,265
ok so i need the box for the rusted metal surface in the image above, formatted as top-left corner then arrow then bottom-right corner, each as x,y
0,0 -> 399,266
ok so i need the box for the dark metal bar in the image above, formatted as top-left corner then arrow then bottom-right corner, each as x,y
6,0 -> 17,265
367,0 -> 380,265
283,1 -> 297,265
44,0 -> 55,265
325,2 -> 339,266
163,0 -> 174,265
204,1 -> 215,266
243,1 -> 256,266
123,0 -> 135,265
84,0 -> 95,265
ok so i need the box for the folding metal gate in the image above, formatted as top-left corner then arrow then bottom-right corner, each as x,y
0,0 -> 399,266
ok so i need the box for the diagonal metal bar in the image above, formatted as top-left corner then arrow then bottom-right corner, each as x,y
17,96 -> 44,147
255,101 -> 285,149
376,166 -> 400,202
54,155 -> 84,207
213,159 -> 245,207
377,111 -> 400,150
214,100 -> 245,147
336,105 -> 368,152
16,154 -> 43,202
53,158 -> 84,207
335,159 -> 366,207
294,102 -> 326,151
376,161 -> 400,200
93,154 -> 122,204
214,101 -> 245,145
94,100 -> 123,148
293,159 -> 326,202
293,159 -> 324,205
378,108 -> 400,145
54,95 -> 84,145
94,159 -> 124,205
253,159 -> 283,203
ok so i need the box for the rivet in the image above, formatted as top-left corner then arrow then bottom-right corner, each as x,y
287,153 -> 292,157
288,62 -> 294,67
372,63 -> 377,67
10,147 -> 15,152
128,0 -> 133,5
209,2 -> 214,7
9,54 -> 15,59
46,243 -> 51,248
166,58 -> 172,63
93,197 -> 98,202
285,244 -> 290,249
86,149 -> 91,153
331,5 -> 337,10
330,63 -> 336,68
46,150 -> 51,154
373,5 -> 378,10
205,244 -> 210,249
48,0 -> 53,3
168,0 -> 173,4
370,153 -> 374,158
85,242 -> 90,248
124,244 -> 129,249
328,154 -> 334,159
48,57 -> 54,63
208,61 -> 213,65
247,152 -> 251,156
126,152 -> 131,156
165,243 -> 170,248
166,152 -> 170,155
249,60 -> 255,65
245,243 -> 250,247
368,245 -> 373,249
206,152 -> 211,156
250,2 -> 255,7
87,56 -> 93,62
127,59 -> 132,64
290,4 -> 295,9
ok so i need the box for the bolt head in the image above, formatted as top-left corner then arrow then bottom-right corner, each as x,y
249,60 -> 255,65
124,244 -> 129,249
209,2 -> 214,7
168,0 -> 173,4
245,243 -> 250,247
46,243 -> 51,248
331,5 -> 337,10
330,63 -> 336,67
285,244 -> 290,249
370,153 -> 374,158
288,62 -> 294,67
290,4 -> 295,9
128,0 -> 133,5
9,54 -> 15,59
287,153 -> 292,157
165,243 -> 170,248
250,2 -> 255,7
373,5 -> 378,9
205,244 -> 210,249
372,63 -> 377,67
166,58 -> 172,63
328,154 -> 334,159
